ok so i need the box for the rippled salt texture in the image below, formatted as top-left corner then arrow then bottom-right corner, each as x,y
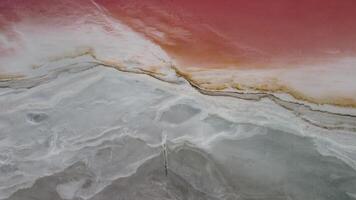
1,57 -> 356,200
1,1 -> 356,199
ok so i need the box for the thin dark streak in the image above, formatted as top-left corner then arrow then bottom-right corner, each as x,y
2,55 -> 355,132
170,67 -> 356,132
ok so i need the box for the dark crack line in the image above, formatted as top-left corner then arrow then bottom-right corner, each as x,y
2,55 -> 356,132
170,67 -> 356,132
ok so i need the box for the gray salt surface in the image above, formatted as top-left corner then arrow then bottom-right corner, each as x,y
1,65 -> 356,200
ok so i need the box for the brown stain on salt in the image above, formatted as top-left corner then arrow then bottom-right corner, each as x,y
172,67 -> 356,108
1,50 -> 355,108
0,74 -> 24,81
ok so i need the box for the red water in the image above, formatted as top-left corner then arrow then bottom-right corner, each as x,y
1,0 -> 356,68
97,0 -> 356,68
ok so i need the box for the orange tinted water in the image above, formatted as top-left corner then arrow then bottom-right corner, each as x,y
97,0 -> 356,68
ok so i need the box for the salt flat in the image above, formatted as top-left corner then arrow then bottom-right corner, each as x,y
1,59 -> 356,200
